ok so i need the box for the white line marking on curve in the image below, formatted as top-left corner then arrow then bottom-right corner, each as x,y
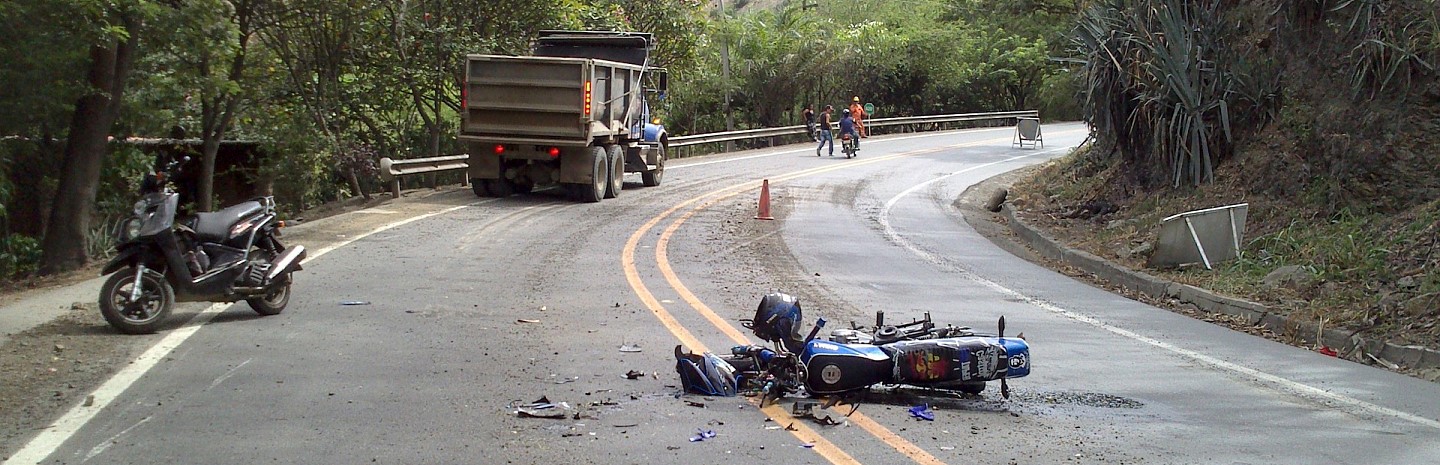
81,416 -> 150,462
5,199 -> 492,465
875,147 -> 1440,431
668,126 -> 1014,170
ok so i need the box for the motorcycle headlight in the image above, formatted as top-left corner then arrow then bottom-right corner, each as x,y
119,218 -> 143,242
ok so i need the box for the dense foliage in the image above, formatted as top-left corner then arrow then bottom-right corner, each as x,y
1,0 -> 1075,276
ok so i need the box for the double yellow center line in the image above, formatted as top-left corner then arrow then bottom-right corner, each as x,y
622,137 -> 1015,465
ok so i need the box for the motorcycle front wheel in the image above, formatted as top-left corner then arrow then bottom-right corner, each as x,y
99,268 -> 175,334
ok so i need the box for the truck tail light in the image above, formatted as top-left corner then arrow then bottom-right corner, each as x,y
548,147 -> 560,158
493,144 -> 505,155
584,81 -> 592,115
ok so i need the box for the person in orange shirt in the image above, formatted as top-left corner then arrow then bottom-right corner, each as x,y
848,96 -> 867,138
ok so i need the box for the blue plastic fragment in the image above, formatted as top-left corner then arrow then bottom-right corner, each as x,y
689,428 -> 717,442
908,404 -> 935,421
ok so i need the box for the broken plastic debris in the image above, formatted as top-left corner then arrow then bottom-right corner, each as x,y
340,301 -> 371,306
516,319 -> 541,324
908,404 -> 935,421
515,396 -> 569,419
1317,346 -> 1338,357
684,400 -> 706,408
619,344 -> 643,353
555,376 -> 579,384
940,446 -> 955,451
688,429 -> 718,442
624,370 -> 645,380
801,443 -> 815,448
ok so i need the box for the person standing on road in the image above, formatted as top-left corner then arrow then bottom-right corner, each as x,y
849,96 -> 868,138
802,105 -> 817,142
816,105 -> 834,156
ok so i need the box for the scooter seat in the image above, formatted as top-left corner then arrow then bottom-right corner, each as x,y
192,201 -> 263,242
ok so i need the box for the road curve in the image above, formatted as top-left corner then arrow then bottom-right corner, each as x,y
10,123 -> 1440,465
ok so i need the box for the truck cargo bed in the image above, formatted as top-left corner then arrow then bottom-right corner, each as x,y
462,55 -> 645,146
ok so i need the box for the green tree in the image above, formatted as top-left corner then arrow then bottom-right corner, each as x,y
39,1 -> 159,275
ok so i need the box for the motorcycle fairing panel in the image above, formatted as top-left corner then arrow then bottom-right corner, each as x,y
800,337 -> 1032,394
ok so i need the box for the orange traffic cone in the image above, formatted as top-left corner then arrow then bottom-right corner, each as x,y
755,179 -> 775,220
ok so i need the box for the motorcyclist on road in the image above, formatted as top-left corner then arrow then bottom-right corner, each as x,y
839,108 -> 859,149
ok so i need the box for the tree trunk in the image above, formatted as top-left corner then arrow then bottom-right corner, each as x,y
197,0 -> 253,212
38,14 -> 140,275
346,168 -> 367,201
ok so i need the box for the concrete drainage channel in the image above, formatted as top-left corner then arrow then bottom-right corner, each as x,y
997,204 -> 1440,381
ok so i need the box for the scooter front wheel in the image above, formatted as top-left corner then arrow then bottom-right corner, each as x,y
99,268 -> 175,334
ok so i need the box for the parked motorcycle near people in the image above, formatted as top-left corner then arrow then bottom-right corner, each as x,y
725,292 -> 1030,404
98,156 -> 306,334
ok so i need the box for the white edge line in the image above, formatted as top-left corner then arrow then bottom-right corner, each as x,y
876,148 -> 1440,430
5,200 -> 488,464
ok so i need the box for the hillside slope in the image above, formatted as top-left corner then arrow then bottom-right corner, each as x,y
1012,1 -> 1438,359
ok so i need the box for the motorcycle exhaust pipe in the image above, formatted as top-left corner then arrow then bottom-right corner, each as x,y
265,245 -> 307,283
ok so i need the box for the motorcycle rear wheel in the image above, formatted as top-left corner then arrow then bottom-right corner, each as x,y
99,268 -> 175,334
246,279 -> 290,315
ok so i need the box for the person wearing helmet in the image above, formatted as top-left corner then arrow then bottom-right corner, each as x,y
839,108 -> 859,149
849,96 -> 868,138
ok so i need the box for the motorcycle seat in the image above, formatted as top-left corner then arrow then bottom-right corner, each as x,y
192,201 -> 264,242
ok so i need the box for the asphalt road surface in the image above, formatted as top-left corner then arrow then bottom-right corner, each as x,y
10,123 -> 1440,464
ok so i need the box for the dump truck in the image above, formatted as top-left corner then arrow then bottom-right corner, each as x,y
459,30 -> 668,202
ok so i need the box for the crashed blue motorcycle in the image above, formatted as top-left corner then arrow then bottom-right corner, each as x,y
721,293 -> 1030,404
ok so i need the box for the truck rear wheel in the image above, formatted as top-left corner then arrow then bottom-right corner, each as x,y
605,145 -> 623,199
485,179 -> 515,197
571,146 -> 606,203
642,145 -> 665,187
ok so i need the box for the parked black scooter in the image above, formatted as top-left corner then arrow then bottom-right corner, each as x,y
98,156 -> 306,334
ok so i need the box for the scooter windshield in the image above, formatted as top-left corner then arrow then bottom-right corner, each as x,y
138,193 -> 178,237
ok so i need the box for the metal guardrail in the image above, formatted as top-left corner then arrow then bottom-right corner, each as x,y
667,110 -> 1039,148
378,110 -> 1037,196
379,154 -> 469,197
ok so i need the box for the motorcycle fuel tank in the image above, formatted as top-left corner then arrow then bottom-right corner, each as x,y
801,340 -> 894,394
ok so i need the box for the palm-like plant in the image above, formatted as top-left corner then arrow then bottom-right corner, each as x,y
1072,0 -> 1239,187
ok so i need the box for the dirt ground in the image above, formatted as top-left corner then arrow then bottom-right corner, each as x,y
0,193 -> 396,460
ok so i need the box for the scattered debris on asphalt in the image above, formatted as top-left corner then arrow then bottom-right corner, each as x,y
339,301 -> 371,306
516,319 -> 541,324
515,396 -> 570,418
688,429 -> 717,442
613,422 -> 639,428
554,376 -> 579,384
619,343 -> 642,353
624,370 -> 645,379
684,400 -> 706,408
908,404 -> 935,421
